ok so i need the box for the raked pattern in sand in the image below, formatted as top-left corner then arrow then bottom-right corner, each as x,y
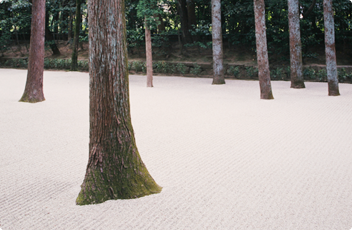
0,69 -> 352,229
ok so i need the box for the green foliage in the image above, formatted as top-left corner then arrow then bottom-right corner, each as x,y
136,0 -> 162,28
190,63 -> 202,75
246,66 -> 258,79
228,66 -> 240,78
338,68 -> 352,83
154,61 -> 169,73
176,63 -> 187,75
303,68 -> 316,80
271,67 -> 284,80
132,61 -> 143,72
316,69 -> 327,82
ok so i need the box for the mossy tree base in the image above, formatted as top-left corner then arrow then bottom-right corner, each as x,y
77,0 -> 161,206
76,145 -> 162,205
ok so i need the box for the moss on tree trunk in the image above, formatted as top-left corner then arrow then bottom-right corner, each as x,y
76,0 -> 161,206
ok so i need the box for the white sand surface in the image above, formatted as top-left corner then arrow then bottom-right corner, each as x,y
0,68 -> 352,229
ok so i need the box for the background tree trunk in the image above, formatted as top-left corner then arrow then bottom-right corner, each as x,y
145,18 -> 153,87
71,0 -> 82,71
45,9 -> 61,55
323,0 -> 340,96
19,0 -> 46,103
76,0 -> 161,205
177,0 -> 192,43
288,0 -> 305,88
254,0 -> 274,99
211,0 -> 225,84
187,0 -> 196,29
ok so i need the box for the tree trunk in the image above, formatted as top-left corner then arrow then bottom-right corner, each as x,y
71,0 -> 82,71
323,0 -> 340,96
177,0 -> 192,43
211,0 -> 225,85
288,0 -> 305,88
187,0 -> 196,29
76,0 -> 161,206
254,0 -> 274,99
145,19 -> 153,87
19,0 -> 45,103
45,10 -> 61,56
68,14 -> 73,41
155,14 -> 165,33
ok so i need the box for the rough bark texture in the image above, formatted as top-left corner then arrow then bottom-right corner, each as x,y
177,0 -> 192,43
145,20 -> 153,87
19,0 -> 45,103
71,0 -> 82,71
76,0 -> 162,205
254,0 -> 274,99
323,0 -> 340,96
211,0 -> 225,84
288,0 -> 305,89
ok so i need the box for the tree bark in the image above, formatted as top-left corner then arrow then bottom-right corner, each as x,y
45,10 -> 61,56
145,18 -> 153,87
187,0 -> 196,29
323,0 -> 340,96
288,0 -> 305,88
76,0 -> 161,205
19,0 -> 45,103
254,0 -> 274,100
71,0 -> 82,71
211,0 -> 225,84
177,0 -> 192,43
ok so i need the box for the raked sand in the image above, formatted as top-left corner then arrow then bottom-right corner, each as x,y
0,68 -> 352,230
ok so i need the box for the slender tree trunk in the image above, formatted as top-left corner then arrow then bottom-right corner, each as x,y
187,0 -> 196,29
177,0 -> 192,43
323,0 -> 339,96
211,0 -> 225,84
71,0 -> 82,71
145,19 -> 153,87
19,0 -> 45,103
155,14 -> 165,33
254,0 -> 274,100
45,10 -> 61,56
288,0 -> 305,88
68,14 -> 73,41
76,0 -> 161,206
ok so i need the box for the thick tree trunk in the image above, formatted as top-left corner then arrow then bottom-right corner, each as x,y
19,0 -> 45,103
288,0 -> 305,88
71,0 -> 82,71
76,0 -> 161,205
254,0 -> 274,99
177,0 -> 192,43
145,19 -> 153,87
323,0 -> 340,96
211,0 -> 225,85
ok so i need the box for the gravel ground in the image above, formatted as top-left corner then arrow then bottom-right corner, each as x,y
1,69 -> 352,230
